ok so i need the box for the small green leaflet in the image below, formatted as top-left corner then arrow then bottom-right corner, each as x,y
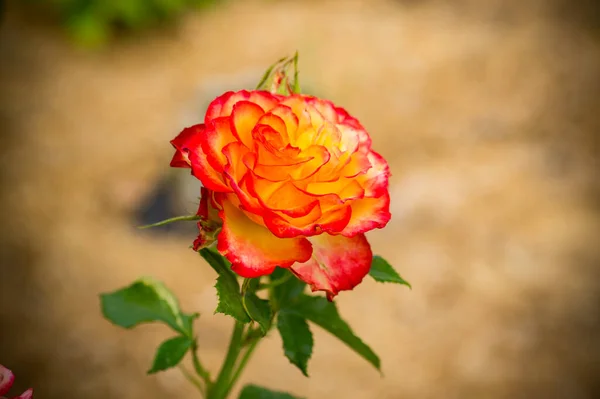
148,336 -> 193,374
286,296 -> 380,372
100,277 -> 196,336
200,248 -> 251,323
239,384 -> 304,399
277,310 -> 313,376
243,292 -> 272,335
369,256 -> 411,288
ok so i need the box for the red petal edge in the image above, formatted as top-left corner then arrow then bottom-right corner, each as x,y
291,233 -> 373,300
216,199 -> 312,278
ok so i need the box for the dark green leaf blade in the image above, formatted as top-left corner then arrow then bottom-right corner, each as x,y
270,267 -> 306,309
243,293 -> 272,334
369,256 -> 411,288
148,335 -> 193,374
287,296 -> 380,371
199,248 -> 250,323
277,311 -> 313,376
239,384 -> 303,399
100,277 -> 188,334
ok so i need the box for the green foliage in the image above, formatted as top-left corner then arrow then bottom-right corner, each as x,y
23,0 -> 218,47
369,255 -> 411,288
200,248 -> 252,323
100,277 -> 197,336
277,311 -> 313,376
243,291 -> 273,335
239,385 -> 304,399
269,267 -> 306,309
285,296 -> 381,372
148,335 -> 194,374
100,278 -> 198,373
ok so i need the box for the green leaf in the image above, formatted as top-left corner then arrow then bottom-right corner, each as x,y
243,292 -> 272,335
148,335 -> 193,374
287,296 -> 380,371
369,256 -> 411,288
239,384 -> 303,399
277,311 -> 313,376
200,248 -> 250,323
270,267 -> 306,309
100,277 -> 192,335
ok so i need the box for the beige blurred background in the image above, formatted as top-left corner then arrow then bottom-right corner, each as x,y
1,0 -> 599,398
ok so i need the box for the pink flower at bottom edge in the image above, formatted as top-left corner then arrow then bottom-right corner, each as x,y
0,365 -> 33,399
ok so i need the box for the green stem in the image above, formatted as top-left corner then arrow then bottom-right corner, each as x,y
137,214 -> 200,229
209,321 -> 245,399
179,365 -> 205,396
258,273 -> 292,291
191,340 -> 212,389
225,338 -> 261,397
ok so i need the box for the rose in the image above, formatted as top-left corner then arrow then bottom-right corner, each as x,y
170,90 -> 390,299
0,365 -> 33,399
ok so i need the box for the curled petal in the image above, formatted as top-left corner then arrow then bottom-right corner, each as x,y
16,388 -> 34,399
169,124 -> 203,168
358,150 -> 390,197
265,105 -> 299,144
0,365 -> 15,395
291,233 -> 373,300
216,200 -> 312,277
173,125 -> 231,192
303,179 -> 364,202
206,90 -> 278,122
341,192 -> 391,237
264,202 -> 351,238
231,101 -> 266,148
187,146 -> 231,192
249,179 -> 318,217
201,118 -> 236,173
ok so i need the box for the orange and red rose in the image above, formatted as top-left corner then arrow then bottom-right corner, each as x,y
170,90 -> 390,299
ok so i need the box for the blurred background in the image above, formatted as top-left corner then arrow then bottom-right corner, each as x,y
1,0 -> 599,398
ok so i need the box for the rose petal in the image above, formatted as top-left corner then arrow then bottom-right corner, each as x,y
16,388 -> 34,399
187,146 -> 231,192
303,179 -> 365,202
206,90 -> 278,122
264,202 -> 351,238
231,101 -> 266,148
200,117 -> 236,173
0,365 -> 15,396
357,150 -> 390,197
341,192 -> 391,237
216,200 -> 312,277
264,105 -> 299,144
248,179 -> 318,217
290,233 -> 373,300
169,124 -> 204,168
